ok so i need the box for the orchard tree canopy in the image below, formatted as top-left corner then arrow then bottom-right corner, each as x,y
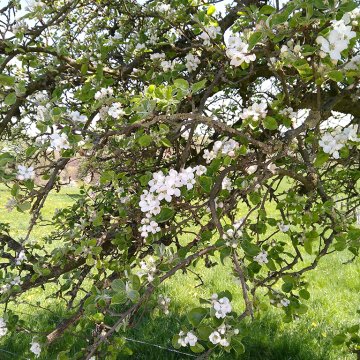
0,0 -> 359,358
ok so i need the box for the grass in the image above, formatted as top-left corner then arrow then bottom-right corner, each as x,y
0,184 -> 359,359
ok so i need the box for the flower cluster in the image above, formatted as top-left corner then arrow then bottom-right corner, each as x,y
139,166 -> 206,237
279,107 -> 298,123
199,25 -> 221,46
211,294 -> 232,319
150,53 -> 165,61
185,53 -> 201,72
16,165 -> 35,181
108,102 -> 125,118
26,0 -> 46,14
160,59 -> 178,72
209,323 -> 239,347
239,101 -> 267,121
15,250 -> 27,265
30,341 -> 41,358
222,176 -> 233,191
319,125 -> 360,159
316,16 -> 356,61
94,87 -> 113,100
226,35 -> 256,67
203,139 -> 239,163
223,219 -> 244,248
0,318 -> 7,337
68,110 -> 87,123
158,294 -> 171,315
139,218 -> 161,238
49,130 -> 70,151
278,222 -> 290,232
253,250 -> 268,265
139,256 -> 157,282
270,293 -> 290,308
178,331 -> 198,347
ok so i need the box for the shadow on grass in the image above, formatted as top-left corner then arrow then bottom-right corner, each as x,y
123,310 -> 344,360
0,302 -> 352,360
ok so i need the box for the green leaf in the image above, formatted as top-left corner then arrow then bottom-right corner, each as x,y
138,134 -> 152,147
263,116 -> 278,130
127,289 -> 140,303
199,176 -> 213,193
232,337 -> 245,354
155,207 -> 175,223
314,152 -> 329,167
282,282 -> 293,293
191,80 -> 207,94
347,324 -> 360,334
248,31 -> 262,49
266,258 -> 277,271
282,275 -> 295,284
111,279 -> 126,292
172,335 -> 181,349
297,304 -> 308,314
197,325 -> 213,341
249,192 -> 261,205
304,237 -> 313,255
187,307 -> 207,327
328,71 -> 343,82
0,152 -> 13,166
111,292 -> 127,305
333,333 -> 347,345
241,241 -> 260,256
0,74 -> 15,87
260,4 -> 276,14
190,343 -> 205,353
160,138 -> 172,147
299,289 -> 310,300
4,92 -> 17,106
174,78 -> 189,91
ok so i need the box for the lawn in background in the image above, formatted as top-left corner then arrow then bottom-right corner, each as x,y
0,184 -> 358,359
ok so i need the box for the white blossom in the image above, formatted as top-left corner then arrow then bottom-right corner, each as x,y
185,53 -> 201,72
199,26 -> 221,46
30,341 -> 41,358
49,131 -> 70,151
212,296 -> 232,319
226,35 -> 256,67
10,276 -> 22,286
15,250 -> 27,265
69,110 -> 87,123
0,318 -> 7,337
316,17 -> 356,61
319,125 -> 359,159
278,222 -> 290,232
150,53 -> 166,61
253,250 -> 268,265
239,101 -> 267,121
94,87 -> 113,100
203,139 -> 239,163
108,102 -> 125,118
222,176 -> 233,191
209,331 -> 221,344
139,256 -> 157,282
185,331 -> 198,346
16,165 -> 35,181
158,294 -> 171,315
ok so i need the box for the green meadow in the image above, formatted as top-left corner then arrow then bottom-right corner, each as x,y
0,185 -> 358,359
